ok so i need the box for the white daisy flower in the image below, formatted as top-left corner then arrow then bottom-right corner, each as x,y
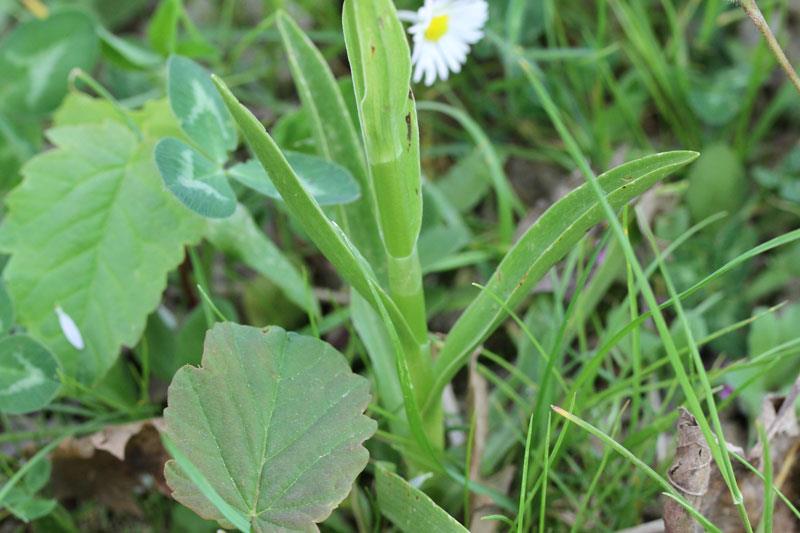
398,0 -> 489,86
55,305 -> 84,350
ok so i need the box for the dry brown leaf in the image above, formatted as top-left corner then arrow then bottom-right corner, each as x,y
50,419 -> 168,516
664,408 -> 712,533
467,350 -> 516,533
88,419 -> 166,461
664,379 -> 800,532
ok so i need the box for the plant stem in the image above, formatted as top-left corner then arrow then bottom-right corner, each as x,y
740,0 -> 800,97
387,250 -> 427,344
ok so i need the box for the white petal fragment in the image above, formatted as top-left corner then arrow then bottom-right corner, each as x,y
55,306 -> 84,350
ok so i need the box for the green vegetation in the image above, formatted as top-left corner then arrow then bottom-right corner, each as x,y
0,0 -> 799,531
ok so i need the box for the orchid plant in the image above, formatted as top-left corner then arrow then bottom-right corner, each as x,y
1,0 -> 798,531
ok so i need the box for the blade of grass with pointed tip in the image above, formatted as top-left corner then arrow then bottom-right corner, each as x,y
551,406 -> 721,532
519,48 -> 750,528
417,101 -> 522,245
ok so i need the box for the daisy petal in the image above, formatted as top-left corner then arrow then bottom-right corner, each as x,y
401,0 -> 488,86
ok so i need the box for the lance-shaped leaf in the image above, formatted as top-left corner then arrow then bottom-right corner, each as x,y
0,120 -> 204,384
168,55 -> 236,163
426,151 -> 699,410
164,323 -> 376,532
155,137 -> 236,218
275,11 -> 384,269
227,153 -> 360,206
343,0 -> 422,258
0,10 -> 99,115
0,335 -> 60,414
212,76 -> 418,350
376,465 -> 468,533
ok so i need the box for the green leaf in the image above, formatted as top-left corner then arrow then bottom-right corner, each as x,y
0,112 -> 40,193
98,27 -> 162,70
0,10 -> 99,114
0,456 -> 56,523
343,0 -> 422,258
164,323 -> 376,531
148,0 -> 180,56
206,204 -> 317,314
375,464 -> 468,533
687,68 -> 749,127
2,492 -> 56,523
0,335 -> 60,414
417,101 -> 521,245
0,120 -> 204,384
0,279 -> 15,334
427,151 -> 699,409
23,458 -> 51,494
137,301 -> 236,381
686,144 -> 746,223
275,10 -> 384,269
227,153 -> 360,206
212,76 -> 416,347
168,55 -> 236,163
162,433 -> 252,532
155,137 -> 236,218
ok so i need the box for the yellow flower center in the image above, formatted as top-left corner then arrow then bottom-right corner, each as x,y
424,15 -> 449,42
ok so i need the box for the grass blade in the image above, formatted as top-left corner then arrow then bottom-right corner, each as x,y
427,150 -> 698,413
552,406 -> 721,533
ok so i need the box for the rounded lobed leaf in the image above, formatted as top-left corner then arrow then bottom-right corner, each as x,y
0,335 -> 60,414
164,323 -> 376,532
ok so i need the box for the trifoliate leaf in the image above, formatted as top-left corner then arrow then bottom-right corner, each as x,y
164,323 -> 376,532
0,10 -> 99,115
0,335 -> 60,414
168,55 -> 236,163
227,153 -> 360,206
155,137 -> 236,218
0,121 -> 204,384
